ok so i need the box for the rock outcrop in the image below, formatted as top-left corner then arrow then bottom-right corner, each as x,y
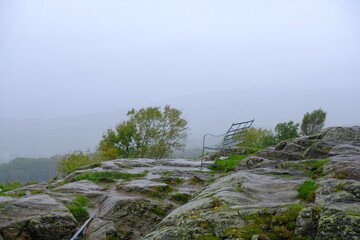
0,126 -> 359,240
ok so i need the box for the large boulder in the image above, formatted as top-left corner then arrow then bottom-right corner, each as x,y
0,194 -> 77,240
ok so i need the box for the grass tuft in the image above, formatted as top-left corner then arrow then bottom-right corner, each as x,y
171,193 -> 191,204
209,154 -> 249,172
297,180 -> 318,202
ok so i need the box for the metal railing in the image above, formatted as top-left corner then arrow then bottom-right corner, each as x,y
201,119 -> 254,169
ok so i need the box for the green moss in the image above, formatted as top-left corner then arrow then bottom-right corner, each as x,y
345,210 -> 360,217
209,154 -> 250,172
297,180 -> 318,202
283,158 -> 330,179
196,235 -> 221,240
335,183 -> 348,191
161,170 -> 172,176
190,176 -> 204,183
30,189 -> 43,195
212,197 -> 221,208
333,172 -> 349,179
152,205 -> 167,216
147,186 -> 173,199
73,170 -> 149,183
171,193 -> 191,204
225,204 -> 306,240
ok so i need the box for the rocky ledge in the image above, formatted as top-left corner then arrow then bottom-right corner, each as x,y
0,126 -> 359,240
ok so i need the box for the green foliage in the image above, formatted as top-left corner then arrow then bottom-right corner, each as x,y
283,158 -> 330,179
0,156 -> 60,184
66,195 -> 91,222
212,197 -> 221,208
147,186 -> 173,199
73,171 -> 149,183
244,128 -> 277,148
226,204 -> 306,240
30,189 -> 43,195
196,235 -> 221,240
72,195 -> 91,207
98,105 -> 189,160
98,120 -> 139,159
301,108 -> 327,135
66,204 -> 89,222
275,121 -> 300,142
58,150 -> 101,174
171,193 -> 191,204
0,182 -> 26,192
209,154 -> 249,172
152,205 -> 167,216
297,180 -> 318,202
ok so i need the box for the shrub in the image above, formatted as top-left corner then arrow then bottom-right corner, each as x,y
301,109 -> 327,135
275,121 -> 300,142
58,151 -> 101,174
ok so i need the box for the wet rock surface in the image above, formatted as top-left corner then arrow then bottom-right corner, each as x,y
144,126 -> 360,240
0,126 -> 359,240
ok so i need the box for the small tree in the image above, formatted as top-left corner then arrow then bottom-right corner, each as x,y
98,105 -> 188,159
244,127 -> 277,148
301,108 -> 327,135
58,151 -> 100,174
275,121 -> 300,142
98,120 -> 139,160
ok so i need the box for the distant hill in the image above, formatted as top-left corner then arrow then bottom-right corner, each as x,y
0,155 -> 61,183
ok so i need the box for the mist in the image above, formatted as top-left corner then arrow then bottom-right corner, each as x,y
1,0 -> 359,162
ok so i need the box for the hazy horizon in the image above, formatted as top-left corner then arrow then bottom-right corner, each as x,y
1,0 -> 359,161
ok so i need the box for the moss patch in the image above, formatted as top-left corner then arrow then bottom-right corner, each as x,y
297,180 -> 318,202
171,193 -> 191,204
65,195 -> 91,222
147,186 -> 173,199
209,154 -> 250,172
282,158 -> 330,179
224,204 -> 307,240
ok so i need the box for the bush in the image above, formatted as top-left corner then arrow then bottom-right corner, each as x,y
301,109 -> 327,135
58,151 -> 101,174
244,128 -> 277,148
275,121 -> 300,142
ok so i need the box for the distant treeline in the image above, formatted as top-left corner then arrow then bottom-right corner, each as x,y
0,155 -> 61,184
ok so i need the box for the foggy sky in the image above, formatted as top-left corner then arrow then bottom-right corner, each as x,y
1,1 -> 359,161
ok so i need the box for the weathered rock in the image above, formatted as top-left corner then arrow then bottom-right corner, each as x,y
297,206 -> 360,240
4,182 -> 48,195
0,194 -> 77,240
255,150 -> 303,161
83,218 -> 118,240
235,156 -> 275,170
303,141 -> 334,159
54,180 -> 105,197
98,194 -> 169,239
118,180 -> 168,193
